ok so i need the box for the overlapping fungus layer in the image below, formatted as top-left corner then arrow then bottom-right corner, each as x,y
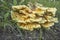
11,4 -> 58,31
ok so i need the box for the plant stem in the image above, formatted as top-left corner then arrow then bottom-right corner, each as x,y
40,28 -> 43,40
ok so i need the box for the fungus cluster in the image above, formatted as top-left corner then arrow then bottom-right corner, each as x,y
11,3 -> 58,31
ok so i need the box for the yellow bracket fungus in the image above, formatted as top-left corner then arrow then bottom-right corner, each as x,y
11,3 -> 58,31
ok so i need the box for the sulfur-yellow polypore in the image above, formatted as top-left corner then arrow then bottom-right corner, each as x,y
11,4 -> 58,31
